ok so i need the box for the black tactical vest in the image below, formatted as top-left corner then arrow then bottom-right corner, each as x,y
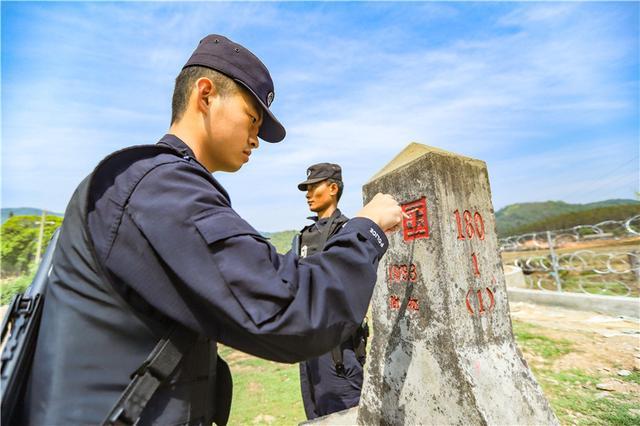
20,146 -> 224,426
299,209 -> 349,258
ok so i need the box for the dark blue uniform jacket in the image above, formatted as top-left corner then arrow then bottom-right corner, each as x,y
88,134 -> 388,363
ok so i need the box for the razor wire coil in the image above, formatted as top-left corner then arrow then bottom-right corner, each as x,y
500,215 -> 640,252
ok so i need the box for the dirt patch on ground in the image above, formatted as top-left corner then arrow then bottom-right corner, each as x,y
222,347 -> 254,364
510,301 -> 640,374
248,381 -> 264,394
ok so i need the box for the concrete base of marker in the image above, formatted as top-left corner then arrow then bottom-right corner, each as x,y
507,288 -> 640,319
503,265 -> 526,288
299,407 -> 358,425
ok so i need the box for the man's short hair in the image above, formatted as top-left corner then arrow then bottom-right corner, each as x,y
171,66 -> 238,124
327,178 -> 344,202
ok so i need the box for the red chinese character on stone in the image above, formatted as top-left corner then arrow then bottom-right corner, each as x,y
389,295 -> 400,310
407,298 -> 420,312
402,197 -> 429,242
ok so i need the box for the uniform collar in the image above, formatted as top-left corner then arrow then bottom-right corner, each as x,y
307,208 -> 342,223
156,134 -> 196,159
156,134 -> 233,205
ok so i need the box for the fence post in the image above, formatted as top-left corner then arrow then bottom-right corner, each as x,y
547,231 -> 562,292
629,250 -> 640,285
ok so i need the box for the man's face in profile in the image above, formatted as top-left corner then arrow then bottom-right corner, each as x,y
305,181 -> 337,213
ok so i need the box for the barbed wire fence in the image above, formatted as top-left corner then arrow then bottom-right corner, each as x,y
499,215 -> 640,252
500,215 -> 640,297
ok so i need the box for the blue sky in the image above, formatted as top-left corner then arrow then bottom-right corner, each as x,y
2,1 -> 638,231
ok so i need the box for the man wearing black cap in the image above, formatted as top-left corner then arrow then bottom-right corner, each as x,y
19,35 -> 402,425
297,163 -> 368,420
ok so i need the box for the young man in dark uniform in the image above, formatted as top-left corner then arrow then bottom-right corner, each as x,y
19,35 -> 402,425
297,163 -> 368,419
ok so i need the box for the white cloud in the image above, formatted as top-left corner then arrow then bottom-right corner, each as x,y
2,2 -> 638,231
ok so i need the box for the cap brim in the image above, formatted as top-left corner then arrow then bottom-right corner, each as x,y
297,177 -> 328,191
235,80 -> 286,143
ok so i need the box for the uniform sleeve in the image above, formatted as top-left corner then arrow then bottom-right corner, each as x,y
118,161 -> 388,363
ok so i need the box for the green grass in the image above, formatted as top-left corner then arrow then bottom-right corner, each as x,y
219,346 -> 305,425
513,321 -> 640,425
536,369 -> 640,425
0,268 -> 36,305
512,321 -> 573,360
620,370 -> 640,385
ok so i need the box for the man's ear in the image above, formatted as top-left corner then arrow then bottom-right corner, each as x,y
328,182 -> 339,197
195,77 -> 218,113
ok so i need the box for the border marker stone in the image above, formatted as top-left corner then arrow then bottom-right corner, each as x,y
357,142 -> 557,425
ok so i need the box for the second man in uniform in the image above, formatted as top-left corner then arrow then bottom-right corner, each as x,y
296,163 -> 368,419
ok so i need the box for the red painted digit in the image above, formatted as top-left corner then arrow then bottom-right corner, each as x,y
409,264 -> 417,282
466,288 -> 496,316
471,253 -> 480,277
474,212 -> 485,240
463,210 -> 474,239
389,264 -> 419,283
455,210 -> 486,241
454,210 -> 465,240
476,289 -> 485,313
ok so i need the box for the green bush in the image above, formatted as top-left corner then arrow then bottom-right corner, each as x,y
1,215 -> 62,277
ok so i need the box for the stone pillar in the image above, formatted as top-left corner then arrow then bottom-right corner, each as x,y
503,265 -> 527,288
356,143 -> 557,425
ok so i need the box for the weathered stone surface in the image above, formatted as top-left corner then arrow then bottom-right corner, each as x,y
355,143 -> 558,425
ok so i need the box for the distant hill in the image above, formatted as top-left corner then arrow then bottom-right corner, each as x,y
496,199 -> 640,237
2,208 -> 64,224
502,204 -> 640,237
264,230 -> 298,254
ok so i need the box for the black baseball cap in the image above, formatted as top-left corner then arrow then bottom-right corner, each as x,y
183,34 -> 286,143
298,163 -> 342,191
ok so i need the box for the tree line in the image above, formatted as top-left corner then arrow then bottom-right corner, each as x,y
501,204 -> 640,237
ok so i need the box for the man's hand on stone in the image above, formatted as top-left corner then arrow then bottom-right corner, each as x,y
356,193 -> 404,232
